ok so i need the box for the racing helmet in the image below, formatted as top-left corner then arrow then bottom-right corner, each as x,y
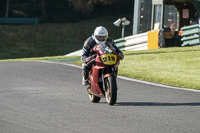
94,26 -> 108,44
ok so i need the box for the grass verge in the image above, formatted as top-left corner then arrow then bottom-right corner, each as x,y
120,46 -> 200,90
1,46 -> 200,90
0,15 -> 132,59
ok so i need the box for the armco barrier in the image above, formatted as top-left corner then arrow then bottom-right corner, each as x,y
114,32 -> 148,51
181,24 -> 200,46
65,30 -> 160,57
65,49 -> 83,57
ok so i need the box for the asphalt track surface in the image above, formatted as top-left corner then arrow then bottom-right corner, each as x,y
0,61 -> 200,133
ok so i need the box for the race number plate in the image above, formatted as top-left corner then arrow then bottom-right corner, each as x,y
100,54 -> 117,65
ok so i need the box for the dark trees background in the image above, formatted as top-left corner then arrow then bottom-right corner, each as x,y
0,0 -> 133,23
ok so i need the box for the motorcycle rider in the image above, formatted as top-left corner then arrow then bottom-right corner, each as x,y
81,26 -> 124,86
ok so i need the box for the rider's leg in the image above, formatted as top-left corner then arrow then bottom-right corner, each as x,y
82,63 -> 92,86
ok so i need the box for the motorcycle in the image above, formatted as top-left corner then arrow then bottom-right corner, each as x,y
86,42 -> 121,105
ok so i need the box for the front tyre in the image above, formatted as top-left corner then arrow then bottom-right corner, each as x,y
88,94 -> 101,103
105,76 -> 117,105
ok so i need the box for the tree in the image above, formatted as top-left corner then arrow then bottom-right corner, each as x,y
5,0 -> 10,17
0,0 -> 132,22
68,0 -> 120,13
41,0 -> 46,18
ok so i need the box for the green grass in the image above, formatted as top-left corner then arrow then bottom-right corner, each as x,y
0,15 -> 132,59
0,55 -> 80,63
1,46 -> 200,90
119,47 -> 200,90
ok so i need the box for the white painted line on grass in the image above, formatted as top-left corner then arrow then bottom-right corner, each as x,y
40,60 -> 82,69
117,75 -> 200,93
40,61 -> 200,93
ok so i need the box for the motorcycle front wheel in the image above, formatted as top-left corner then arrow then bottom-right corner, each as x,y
88,94 -> 101,103
105,76 -> 117,105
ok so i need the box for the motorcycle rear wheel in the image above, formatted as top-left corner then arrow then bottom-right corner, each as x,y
105,76 -> 117,105
88,94 -> 101,103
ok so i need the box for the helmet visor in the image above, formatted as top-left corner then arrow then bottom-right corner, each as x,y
95,35 -> 106,41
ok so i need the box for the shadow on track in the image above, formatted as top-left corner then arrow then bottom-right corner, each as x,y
116,102 -> 200,106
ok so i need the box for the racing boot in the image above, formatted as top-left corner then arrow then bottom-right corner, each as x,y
82,71 -> 89,86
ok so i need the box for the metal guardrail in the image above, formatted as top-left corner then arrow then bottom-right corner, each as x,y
115,32 -> 148,51
0,18 -> 38,25
181,24 -> 200,46
65,30 -> 160,56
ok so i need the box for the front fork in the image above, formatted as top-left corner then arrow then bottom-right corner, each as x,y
102,67 -> 118,92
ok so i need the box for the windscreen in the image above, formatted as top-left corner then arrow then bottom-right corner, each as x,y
98,42 -> 115,54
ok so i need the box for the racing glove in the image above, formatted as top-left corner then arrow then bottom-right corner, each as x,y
118,53 -> 124,60
85,54 -> 97,63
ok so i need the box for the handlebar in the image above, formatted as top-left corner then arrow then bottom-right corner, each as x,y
86,58 -> 96,66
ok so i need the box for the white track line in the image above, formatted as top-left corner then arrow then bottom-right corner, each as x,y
117,75 -> 200,92
40,61 -> 200,93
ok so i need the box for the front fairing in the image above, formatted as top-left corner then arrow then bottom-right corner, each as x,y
93,42 -> 119,66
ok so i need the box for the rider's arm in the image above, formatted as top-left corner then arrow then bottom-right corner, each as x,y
81,37 -> 93,63
107,37 -> 123,54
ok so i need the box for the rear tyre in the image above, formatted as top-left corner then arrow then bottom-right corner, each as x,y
88,94 -> 101,103
105,76 -> 117,105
